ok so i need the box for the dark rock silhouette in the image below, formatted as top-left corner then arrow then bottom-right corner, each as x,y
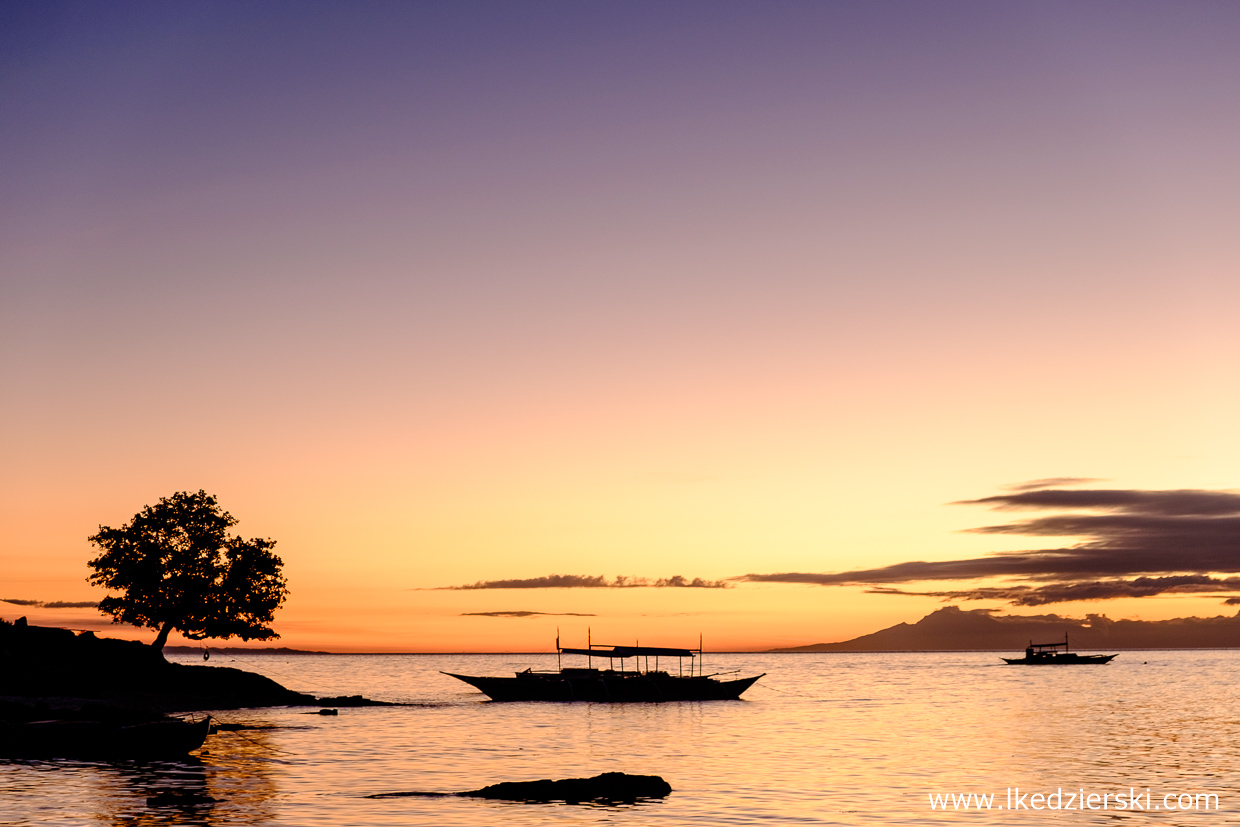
315,694 -> 391,707
0,620 -> 389,711
770,606 -> 1240,652
367,772 -> 673,803
1,621 -> 311,709
465,772 -> 672,802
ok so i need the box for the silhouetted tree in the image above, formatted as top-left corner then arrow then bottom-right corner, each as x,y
87,490 -> 288,652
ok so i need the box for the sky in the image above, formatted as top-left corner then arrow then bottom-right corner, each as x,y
3,1 -> 1240,652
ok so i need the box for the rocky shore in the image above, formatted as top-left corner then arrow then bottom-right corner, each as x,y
0,619 -> 383,714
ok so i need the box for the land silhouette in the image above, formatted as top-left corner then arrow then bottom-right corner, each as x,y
770,606 -> 1240,651
0,617 -> 392,760
0,618 -> 384,713
162,644 -> 329,655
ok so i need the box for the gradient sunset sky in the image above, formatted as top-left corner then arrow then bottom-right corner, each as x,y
4,2 -> 1239,651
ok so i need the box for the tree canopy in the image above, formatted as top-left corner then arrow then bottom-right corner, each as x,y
87,490 -> 288,651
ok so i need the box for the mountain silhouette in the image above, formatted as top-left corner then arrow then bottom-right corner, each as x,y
770,606 -> 1240,651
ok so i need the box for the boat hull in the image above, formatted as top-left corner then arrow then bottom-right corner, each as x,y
0,716 -> 212,760
1001,654 -> 1117,665
445,671 -> 764,702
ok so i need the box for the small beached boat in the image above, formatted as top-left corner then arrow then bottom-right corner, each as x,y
1002,635 -> 1116,665
0,714 -> 212,760
445,636 -> 764,702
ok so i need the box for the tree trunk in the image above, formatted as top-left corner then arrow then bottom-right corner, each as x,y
152,621 -> 174,652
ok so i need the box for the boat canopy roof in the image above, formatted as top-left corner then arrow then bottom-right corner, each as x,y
1029,640 -> 1069,652
559,645 -> 696,658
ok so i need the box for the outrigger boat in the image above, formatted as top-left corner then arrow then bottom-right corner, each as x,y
444,635 -> 764,702
1002,635 -> 1117,665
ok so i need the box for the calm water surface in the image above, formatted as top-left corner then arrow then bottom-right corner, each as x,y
3,651 -> 1238,825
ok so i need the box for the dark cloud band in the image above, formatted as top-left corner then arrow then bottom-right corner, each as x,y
739,485 -> 1240,606
867,575 -> 1240,605
434,574 -> 729,590
461,611 -> 597,618
1,598 -> 99,609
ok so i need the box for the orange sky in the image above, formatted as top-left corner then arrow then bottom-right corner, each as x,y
4,3 -> 1240,651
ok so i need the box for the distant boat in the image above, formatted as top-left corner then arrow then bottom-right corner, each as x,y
444,636 -> 764,702
1002,635 -> 1117,665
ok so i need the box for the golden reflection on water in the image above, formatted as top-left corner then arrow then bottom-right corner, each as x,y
70,723 -> 281,827
99,760 -> 216,827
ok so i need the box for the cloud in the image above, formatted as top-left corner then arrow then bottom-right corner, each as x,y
1,598 -> 99,609
958,487 -> 1240,518
461,611 -> 597,618
1004,477 -> 1103,492
739,485 -> 1240,606
867,575 -> 1240,605
434,574 -> 730,590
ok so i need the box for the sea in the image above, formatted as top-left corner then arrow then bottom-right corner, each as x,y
3,650 -> 1238,826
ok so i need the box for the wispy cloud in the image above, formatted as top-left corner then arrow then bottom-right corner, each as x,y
738,483 -> 1240,606
1,598 -> 99,609
1003,477 -> 1102,493
433,574 -> 730,590
461,611 -> 597,618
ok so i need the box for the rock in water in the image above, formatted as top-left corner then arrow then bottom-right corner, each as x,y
463,772 -> 672,803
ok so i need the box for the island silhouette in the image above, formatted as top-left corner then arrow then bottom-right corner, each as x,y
769,606 -> 1240,652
